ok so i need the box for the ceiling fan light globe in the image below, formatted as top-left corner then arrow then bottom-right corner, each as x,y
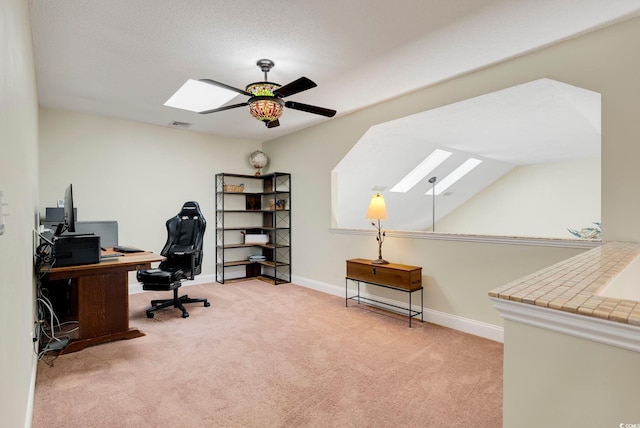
246,82 -> 281,97
248,96 -> 284,123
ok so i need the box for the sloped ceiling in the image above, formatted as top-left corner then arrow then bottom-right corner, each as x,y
333,79 -> 601,230
28,0 -> 640,143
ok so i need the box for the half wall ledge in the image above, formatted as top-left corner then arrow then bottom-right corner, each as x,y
329,228 -> 602,249
490,241 -> 640,352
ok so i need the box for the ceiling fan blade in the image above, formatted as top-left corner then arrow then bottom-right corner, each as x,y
199,79 -> 252,96
274,77 -> 317,98
198,102 -> 248,115
266,119 -> 280,128
285,101 -> 336,118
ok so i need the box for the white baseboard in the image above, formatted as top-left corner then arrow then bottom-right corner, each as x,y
292,275 -> 504,343
425,307 -> 504,343
128,273 -> 217,294
127,273 -> 504,343
25,356 -> 37,428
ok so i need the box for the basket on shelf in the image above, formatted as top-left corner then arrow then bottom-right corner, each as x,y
269,199 -> 286,210
223,183 -> 244,193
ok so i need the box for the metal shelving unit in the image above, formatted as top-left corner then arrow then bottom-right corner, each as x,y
215,172 -> 291,285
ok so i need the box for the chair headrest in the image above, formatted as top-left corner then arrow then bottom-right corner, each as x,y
179,201 -> 203,219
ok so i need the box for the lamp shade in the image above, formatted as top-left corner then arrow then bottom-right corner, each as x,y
366,193 -> 388,220
246,82 -> 284,123
249,97 -> 284,122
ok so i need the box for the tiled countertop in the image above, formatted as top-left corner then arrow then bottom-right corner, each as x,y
489,241 -> 640,326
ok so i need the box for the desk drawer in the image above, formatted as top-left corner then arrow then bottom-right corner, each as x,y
346,259 -> 422,291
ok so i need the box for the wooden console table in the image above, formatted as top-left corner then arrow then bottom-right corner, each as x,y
42,250 -> 164,353
345,258 -> 423,327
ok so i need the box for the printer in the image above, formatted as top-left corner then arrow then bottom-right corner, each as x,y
52,234 -> 100,267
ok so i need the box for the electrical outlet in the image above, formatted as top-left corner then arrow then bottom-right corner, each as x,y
32,321 -> 39,343
0,191 -> 7,236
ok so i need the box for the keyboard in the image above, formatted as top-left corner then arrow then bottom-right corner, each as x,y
101,253 -> 124,260
113,245 -> 144,253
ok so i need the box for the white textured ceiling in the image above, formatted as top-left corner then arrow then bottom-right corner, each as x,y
28,0 -> 640,143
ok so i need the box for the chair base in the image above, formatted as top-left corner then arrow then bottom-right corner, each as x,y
146,288 -> 210,318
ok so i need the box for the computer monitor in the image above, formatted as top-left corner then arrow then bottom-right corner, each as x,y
45,207 -> 77,224
73,221 -> 119,248
54,184 -> 76,236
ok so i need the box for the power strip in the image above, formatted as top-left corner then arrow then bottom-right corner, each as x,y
43,337 -> 69,352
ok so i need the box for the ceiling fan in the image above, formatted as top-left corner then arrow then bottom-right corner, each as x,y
195,59 -> 336,128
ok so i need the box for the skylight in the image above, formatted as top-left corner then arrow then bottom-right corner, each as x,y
425,158 -> 482,196
164,79 -> 238,112
389,149 -> 452,193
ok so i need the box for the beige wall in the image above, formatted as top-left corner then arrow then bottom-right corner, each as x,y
39,108 -> 260,278
263,15 -> 640,428
36,108 -> 577,329
0,0 -> 40,426
5,4 -> 640,426
436,157 -> 601,238
264,113 -> 587,328
503,320 -> 640,427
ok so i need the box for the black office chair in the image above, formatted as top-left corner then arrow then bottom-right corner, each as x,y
137,201 -> 210,318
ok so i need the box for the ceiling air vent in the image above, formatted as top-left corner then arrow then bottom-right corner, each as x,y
169,121 -> 192,128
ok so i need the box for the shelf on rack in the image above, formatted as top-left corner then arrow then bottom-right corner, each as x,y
218,243 -> 289,249
219,260 -> 290,268
216,275 -> 289,285
217,209 -> 291,213
220,260 -> 253,267
256,275 -> 290,285
259,260 -> 289,268
216,226 -> 289,231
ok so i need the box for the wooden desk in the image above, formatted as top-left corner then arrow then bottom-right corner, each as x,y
43,250 -> 164,353
346,258 -> 423,327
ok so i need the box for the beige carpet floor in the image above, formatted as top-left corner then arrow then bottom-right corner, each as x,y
32,280 -> 503,427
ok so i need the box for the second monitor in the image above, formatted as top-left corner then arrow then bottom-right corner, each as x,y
74,221 -> 119,248
43,220 -> 119,249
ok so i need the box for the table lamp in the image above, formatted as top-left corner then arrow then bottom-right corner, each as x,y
366,193 -> 389,264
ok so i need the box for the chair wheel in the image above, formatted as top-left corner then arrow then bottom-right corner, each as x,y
182,312 -> 189,318
204,301 -> 210,307
146,311 -> 154,318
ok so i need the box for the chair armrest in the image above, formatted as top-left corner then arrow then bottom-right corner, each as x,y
170,249 -> 198,280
